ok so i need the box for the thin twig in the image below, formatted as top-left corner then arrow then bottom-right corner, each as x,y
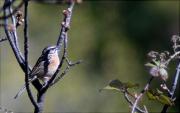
143,105 -> 148,113
52,30 -> 68,84
42,1 -> 75,92
0,0 -> 24,20
23,0 -> 38,109
131,77 -> 154,113
8,3 -> 32,90
0,0 -> 15,13
51,28 -> 82,86
8,0 -> 26,71
161,61 -> 180,113
3,0 -> 42,91
124,92 -> 146,113
0,37 -> 7,43
8,0 -> 19,49
42,32 -> 66,93
170,61 -> 180,98
0,106 -> 13,113
34,1 -> 75,113
56,1 -> 75,47
165,51 -> 180,65
3,0 -> 26,71
160,83 -> 171,96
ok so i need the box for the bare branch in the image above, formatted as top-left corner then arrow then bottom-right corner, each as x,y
124,92 -> 146,113
170,61 -> 180,98
3,0 -> 26,72
143,105 -> 148,113
0,106 -> 13,113
0,37 -> 7,43
51,27 -> 82,86
165,51 -> 180,65
23,0 -> 38,109
3,0 -> 42,91
56,1 -> 75,47
131,77 -> 154,113
160,83 -> 171,96
0,0 -> 24,20
42,0 -> 75,93
33,1 -> 76,113
2,1 -> 78,113
161,61 -> 180,113
8,0 -> 20,48
0,0 -> 16,13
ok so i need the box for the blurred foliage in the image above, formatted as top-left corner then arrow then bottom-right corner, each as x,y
0,1 -> 179,112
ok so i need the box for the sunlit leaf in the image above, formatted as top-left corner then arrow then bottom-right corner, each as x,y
145,62 -> 156,67
99,85 -> 120,92
153,60 -> 160,66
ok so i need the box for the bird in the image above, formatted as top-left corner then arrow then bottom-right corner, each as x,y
14,45 -> 60,99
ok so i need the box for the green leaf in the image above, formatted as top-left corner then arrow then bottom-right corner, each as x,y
109,79 -> 124,89
156,95 -> 174,106
146,90 -> 156,100
153,60 -> 160,66
123,82 -> 139,89
99,85 -> 120,92
106,79 -> 126,92
145,62 -> 156,67
146,89 -> 174,106
100,79 -> 139,93
156,89 -> 163,94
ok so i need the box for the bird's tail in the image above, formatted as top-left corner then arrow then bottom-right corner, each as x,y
14,84 -> 26,99
14,76 -> 37,99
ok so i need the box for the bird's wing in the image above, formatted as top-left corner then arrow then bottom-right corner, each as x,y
29,56 -> 45,78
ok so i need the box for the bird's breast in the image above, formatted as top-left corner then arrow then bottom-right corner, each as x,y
47,54 -> 60,76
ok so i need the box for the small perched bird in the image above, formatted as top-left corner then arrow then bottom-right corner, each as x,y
14,45 -> 60,99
